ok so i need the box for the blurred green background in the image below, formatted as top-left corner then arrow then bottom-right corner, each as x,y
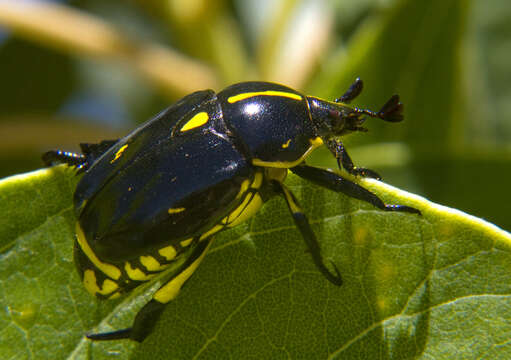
0,0 -> 509,230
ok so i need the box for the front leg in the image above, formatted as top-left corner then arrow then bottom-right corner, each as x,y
291,165 -> 421,215
272,180 -> 342,286
326,139 -> 381,180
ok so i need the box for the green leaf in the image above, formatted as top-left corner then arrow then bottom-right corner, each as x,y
1,167 -> 510,359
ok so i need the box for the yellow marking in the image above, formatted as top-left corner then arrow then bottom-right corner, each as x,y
159,245 -> 177,261
76,224 -> 121,280
180,238 -> 193,247
180,111 -> 209,132
251,172 -> 263,189
83,269 -> 100,296
153,242 -> 213,303
236,179 -> 251,199
252,137 -> 324,168
101,279 -> 118,294
140,255 -> 165,271
124,262 -> 153,281
109,292 -> 121,300
110,144 -> 128,163
281,139 -> 292,148
227,193 -> 263,228
309,136 -> 324,147
83,269 -> 119,296
227,91 -> 303,104
227,193 -> 253,223
199,224 -> 223,241
168,207 -> 186,214
265,168 -> 288,183
280,184 -> 302,214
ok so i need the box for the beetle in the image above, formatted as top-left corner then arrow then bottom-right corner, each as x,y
43,79 -> 420,342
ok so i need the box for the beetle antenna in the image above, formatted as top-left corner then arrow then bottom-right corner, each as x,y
335,78 -> 363,104
355,94 -> 404,123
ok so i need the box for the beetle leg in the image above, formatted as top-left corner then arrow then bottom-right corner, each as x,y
87,239 -> 212,342
42,150 -> 86,168
291,165 -> 421,215
326,139 -> 381,180
272,180 -> 342,286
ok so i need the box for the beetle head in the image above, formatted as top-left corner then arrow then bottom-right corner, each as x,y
306,82 -> 403,140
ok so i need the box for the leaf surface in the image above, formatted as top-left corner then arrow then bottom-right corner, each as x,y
0,167 -> 510,359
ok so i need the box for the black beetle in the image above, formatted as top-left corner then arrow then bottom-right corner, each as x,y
43,79 -> 420,342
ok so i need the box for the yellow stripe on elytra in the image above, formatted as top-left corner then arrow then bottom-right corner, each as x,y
180,112 -> 209,132
199,224 -> 223,241
227,91 -> 302,104
251,172 -> 263,189
83,269 -> 119,296
140,255 -> 165,271
168,207 -> 185,214
76,224 -> 121,280
252,137 -> 323,168
110,144 -> 128,163
124,262 -> 154,281
227,193 -> 263,228
180,238 -> 193,247
153,241 -> 213,303
236,179 -> 251,199
159,245 -> 177,261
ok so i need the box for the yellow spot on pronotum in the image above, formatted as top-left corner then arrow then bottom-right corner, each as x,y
153,242 -> 213,303
159,245 -> 177,261
124,262 -> 153,281
140,256 -> 165,271
281,139 -> 292,148
227,91 -> 303,104
168,207 -> 186,214
76,224 -> 121,280
180,112 -> 209,132
180,238 -> 193,247
110,144 -> 128,163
